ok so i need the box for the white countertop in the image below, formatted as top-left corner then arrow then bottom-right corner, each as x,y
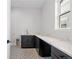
35,35 -> 72,57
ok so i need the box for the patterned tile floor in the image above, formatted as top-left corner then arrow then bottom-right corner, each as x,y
10,46 -> 51,59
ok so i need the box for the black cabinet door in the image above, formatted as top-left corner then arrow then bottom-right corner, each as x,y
21,35 -> 34,48
39,39 -> 51,57
34,36 -> 51,57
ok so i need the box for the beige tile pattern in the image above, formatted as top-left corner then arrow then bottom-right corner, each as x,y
10,46 -> 51,59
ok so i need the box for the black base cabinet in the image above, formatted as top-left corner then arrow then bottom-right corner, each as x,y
21,35 -> 71,58
21,35 -> 34,48
51,46 -> 72,59
21,35 -> 51,57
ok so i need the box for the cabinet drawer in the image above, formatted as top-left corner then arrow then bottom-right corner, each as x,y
51,54 -> 58,59
51,46 -> 72,59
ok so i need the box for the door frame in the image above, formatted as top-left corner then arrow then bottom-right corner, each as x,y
7,0 -> 11,59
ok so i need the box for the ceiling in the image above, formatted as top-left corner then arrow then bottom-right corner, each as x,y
11,0 -> 46,8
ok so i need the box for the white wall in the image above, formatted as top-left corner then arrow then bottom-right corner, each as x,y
11,8 -> 41,45
11,0 -> 72,45
41,0 -> 72,42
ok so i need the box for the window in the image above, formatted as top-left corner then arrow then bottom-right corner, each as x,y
55,0 -> 71,29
